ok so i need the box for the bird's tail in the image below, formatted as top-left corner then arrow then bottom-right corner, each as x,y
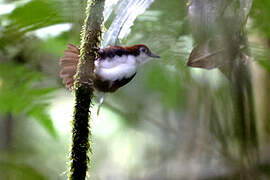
59,44 -> 80,89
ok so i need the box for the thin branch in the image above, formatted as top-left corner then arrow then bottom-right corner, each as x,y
68,0 -> 105,180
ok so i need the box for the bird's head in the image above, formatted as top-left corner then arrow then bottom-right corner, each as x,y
127,44 -> 160,64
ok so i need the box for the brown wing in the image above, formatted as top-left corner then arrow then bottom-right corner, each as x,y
59,44 -> 80,89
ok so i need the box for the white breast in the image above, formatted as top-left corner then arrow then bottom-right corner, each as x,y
94,55 -> 137,81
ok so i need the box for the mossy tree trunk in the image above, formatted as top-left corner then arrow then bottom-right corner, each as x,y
69,0 -> 105,180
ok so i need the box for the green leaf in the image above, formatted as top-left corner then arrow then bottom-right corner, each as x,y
40,32 -> 80,56
0,62 -> 58,138
27,104 -> 57,138
251,0 -> 270,38
0,0 -> 81,49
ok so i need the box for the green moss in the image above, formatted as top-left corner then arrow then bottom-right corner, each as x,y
68,0 -> 105,179
69,83 -> 94,180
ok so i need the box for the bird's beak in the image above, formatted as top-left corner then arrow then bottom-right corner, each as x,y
149,52 -> 160,58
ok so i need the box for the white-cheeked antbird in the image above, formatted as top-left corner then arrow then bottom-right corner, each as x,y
59,44 -> 160,92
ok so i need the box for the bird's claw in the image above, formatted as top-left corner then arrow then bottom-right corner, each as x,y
93,47 -> 100,51
80,80 -> 93,86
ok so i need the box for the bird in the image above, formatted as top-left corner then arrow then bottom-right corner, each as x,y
59,44 -> 160,92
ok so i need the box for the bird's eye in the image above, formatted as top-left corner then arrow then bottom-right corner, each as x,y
140,47 -> 147,53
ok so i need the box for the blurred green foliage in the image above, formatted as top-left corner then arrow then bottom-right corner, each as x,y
250,0 -> 270,71
0,0 -> 83,139
0,63 -> 57,137
251,0 -> 270,38
0,0 -> 82,50
0,161 -> 46,180
0,0 -> 270,179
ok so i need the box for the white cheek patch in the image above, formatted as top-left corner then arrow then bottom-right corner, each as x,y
95,55 -> 137,81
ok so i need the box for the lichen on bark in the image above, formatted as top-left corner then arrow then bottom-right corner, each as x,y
68,0 -> 105,180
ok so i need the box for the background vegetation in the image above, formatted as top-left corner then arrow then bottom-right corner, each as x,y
0,0 -> 270,179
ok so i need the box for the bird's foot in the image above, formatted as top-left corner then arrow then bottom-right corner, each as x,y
80,80 -> 94,86
93,47 -> 100,51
